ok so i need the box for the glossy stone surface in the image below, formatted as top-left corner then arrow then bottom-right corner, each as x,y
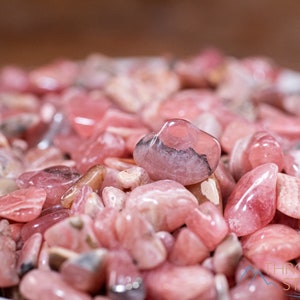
133,119 -> 221,185
0,187 -> 46,222
224,163 -> 278,236
186,201 -> 228,251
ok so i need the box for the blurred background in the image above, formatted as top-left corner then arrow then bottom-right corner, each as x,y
0,0 -> 300,69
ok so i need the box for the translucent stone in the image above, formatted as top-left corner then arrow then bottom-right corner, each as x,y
0,187 -> 46,222
224,163 -> 278,236
20,269 -> 92,300
61,164 -> 106,209
186,201 -> 228,251
48,246 -> 77,271
133,119 -> 221,185
17,165 -> 80,207
44,215 -> 100,253
125,180 -> 198,232
169,228 -> 210,266
21,205 -> 70,241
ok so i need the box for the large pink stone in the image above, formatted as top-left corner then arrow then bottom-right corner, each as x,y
224,163 -> 278,236
133,118 -> 221,185
0,187 -> 46,222
186,201 -> 228,251
242,224 -> 300,262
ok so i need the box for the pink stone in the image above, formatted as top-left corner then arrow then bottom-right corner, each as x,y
155,231 -> 175,254
212,233 -> 243,277
242,224 -> 300,262
44,214 -> 100,253
17,165 -> 80,207
0,187 -> 46,222
0,220 -> 19,287
133,119 -> 221,185
102,186 -> 126,210
0,66 -> 29,92
143,262 -> 215,300
169,227 -> 210,266
72,131 -> 126,173
66,93 -> 112,137
21,205 -> 69,241
115,209 -> 167,269
20,269 -> 92,300
277,172 -> 300,218
125,180 -> 198,232
93,208 -> 120,249
224,163 -> 278,236
284,148 -> 300,178
17,233 -> 42,276
186,201 -> 228,251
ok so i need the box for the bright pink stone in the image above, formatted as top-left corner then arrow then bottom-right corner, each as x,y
21,205 -> 70,241
17,165 -> 80,207
169,227 -> 210,266
186,201 -> 228,251
242,224 -> 300,262
224,163 -> 278,236
133,119 -> 221,185
143,262 -> 215,300
229,131 -> 284,179
20,269 -> 92,300
125,180 -> 198,231
0,187 -> 46,222
277,172 -> 300,218
44,214 -> 100,253
0,220 -> 19,287
115,209 -> 167,269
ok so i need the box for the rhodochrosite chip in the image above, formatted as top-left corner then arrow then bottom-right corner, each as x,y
133,118 -> 221,185
224,163 -> 278,236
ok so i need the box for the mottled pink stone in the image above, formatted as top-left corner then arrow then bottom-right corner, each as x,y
133,119 -> 221,185
284,148 -> 300,178
115,208 -> 167,269
125,180 -> 198,232
20,269 -> 92,300
242,224 -> 300,262
277,172 -> 300,218
0,187 -> 46,222
44,214 -> 100,253
186,201 -> 228,251
224,163 -> 278,236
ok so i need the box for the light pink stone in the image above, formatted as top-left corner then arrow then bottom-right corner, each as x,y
242,224 -> 300,262
143,262 -> 216,300
169,227 -> 210,266
186,201 -> 228,251
44,214 -> 100,253
224,163 -> 278,236
20,269 -> 92,300
102,186 -> 126,210
277,172 -> 300,218
125,180 -> 198,232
